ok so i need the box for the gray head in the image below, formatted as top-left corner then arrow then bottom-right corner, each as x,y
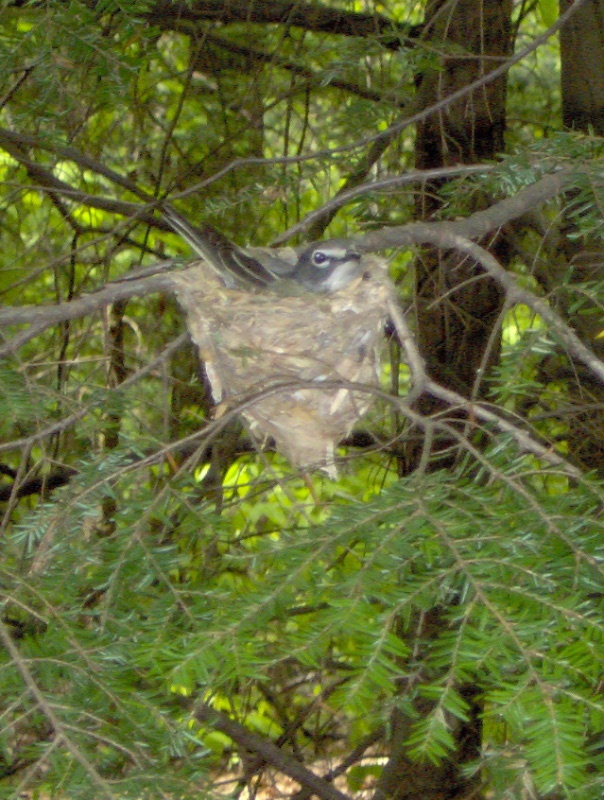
292,241 -> 363,293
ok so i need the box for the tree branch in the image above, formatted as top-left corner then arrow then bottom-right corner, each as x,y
146,0 -> 413,50
194,703 -> 353,800
201,33 -> 409,107
0,266 -> 179,356
382,223 -> 604,388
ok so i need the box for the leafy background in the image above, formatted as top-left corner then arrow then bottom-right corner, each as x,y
1,1 -> 604,799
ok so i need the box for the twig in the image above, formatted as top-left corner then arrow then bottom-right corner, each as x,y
195,703 -> 353,800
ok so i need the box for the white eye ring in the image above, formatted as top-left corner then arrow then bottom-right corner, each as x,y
312,251 -> 330,268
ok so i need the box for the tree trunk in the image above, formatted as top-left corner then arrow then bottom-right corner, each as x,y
560,0 -> 604,134
376,2 -> 512,798
542,0 -> 604,474
413,0 -> 512,415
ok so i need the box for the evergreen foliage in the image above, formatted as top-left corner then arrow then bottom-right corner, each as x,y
1,2 -> 604,799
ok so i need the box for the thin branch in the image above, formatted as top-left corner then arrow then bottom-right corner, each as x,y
0,127 -> 164,227
280,164 -> 496,244
303,134 -> 414,241
0,127 -> 152,201
146,0 -> 413,49
423,380 -> 582,479
291,727 -> 385,800
194,703 -> 353,800
146,0 -> 590,196
0,617 -> 118,799
130,375 -> 584,479
389,223 -> 604,388
359,168 -> 574,252
204,32 -> 409,107
0,265 -> 179,356
384,287 -> 427,401
0,334 -> 188,455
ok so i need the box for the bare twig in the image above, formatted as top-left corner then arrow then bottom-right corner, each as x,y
275,164 -> 494,244
388,224 -> 604,387
145,0 -> 590,195
0,264 -> 179,357
194,703 -> 353,800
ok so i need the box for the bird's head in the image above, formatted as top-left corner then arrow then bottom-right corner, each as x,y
292,241 -> 363,293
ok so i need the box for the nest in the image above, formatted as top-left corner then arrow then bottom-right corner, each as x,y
172,256 -> 389,475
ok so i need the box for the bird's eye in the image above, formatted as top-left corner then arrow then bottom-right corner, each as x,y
312,251 -> 330,267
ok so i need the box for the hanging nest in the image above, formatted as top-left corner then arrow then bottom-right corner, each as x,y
171,256 -> 389,475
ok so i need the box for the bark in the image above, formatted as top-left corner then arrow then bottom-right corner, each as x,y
375,3 -> 513,799
560,0 -> 604,133
145,0 -> 413,49
412,0 -> 512,425
547,0 -> 604,474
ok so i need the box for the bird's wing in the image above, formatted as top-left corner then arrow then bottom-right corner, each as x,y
243,246 -> 298,277
162,205 -> 276,288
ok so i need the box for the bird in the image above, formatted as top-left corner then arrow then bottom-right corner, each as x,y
162,205 -> 364,294
163,205 -> 389,475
